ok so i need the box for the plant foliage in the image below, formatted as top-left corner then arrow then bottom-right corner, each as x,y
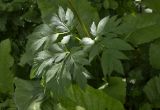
0,0 -> 160,110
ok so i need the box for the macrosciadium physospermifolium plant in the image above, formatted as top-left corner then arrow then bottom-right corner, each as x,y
23,6 -> 133,96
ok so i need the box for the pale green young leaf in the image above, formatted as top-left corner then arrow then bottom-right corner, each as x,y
97,17 -> 109,35
90,22 -> 97,36
66,8 -> 74,26
81,37 -> 95,46
50,33 -> 59,43
58,6 -> 66,22
50,15 -> 69,32
61,35 -> 71,44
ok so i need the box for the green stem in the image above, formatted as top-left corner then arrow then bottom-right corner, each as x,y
75,36 -> 81,41
68,0 -> 90,37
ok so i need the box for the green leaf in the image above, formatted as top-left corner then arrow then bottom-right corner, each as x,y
68,0 -> 99,31
0,39 -> 14,94
102,77 -> 126,104
101,49 -> 125,76
14,78 -> 43,110
105,49 -> 128,60
35,58 -> 53,76
149,40 -> 160,69
41,98 -> 66,110
104,16 -> 121,34
32,37 -> 48,51
103,0 -> 110,9
0,98 -> 17,110
27,24 -> 52,53
127,25 -> 160,45
35,50 -> 52,61
119,14 -> 160,45
47,77 -> 71,98
73,64 -> 87,89
89,44 -> 101,62
103,38 -> 133,50
61,85 -> 125,110
139,103 -> 152,110
46,63 -> 61,83
119,14 -> 160,34
143,76 -> 160,108
113,59 -> 124,74
43,49 -> 89,96
109,0 -> 118,10
101,51 -> 114,76
103,0 -> 118,10
19,52 -> 34,66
